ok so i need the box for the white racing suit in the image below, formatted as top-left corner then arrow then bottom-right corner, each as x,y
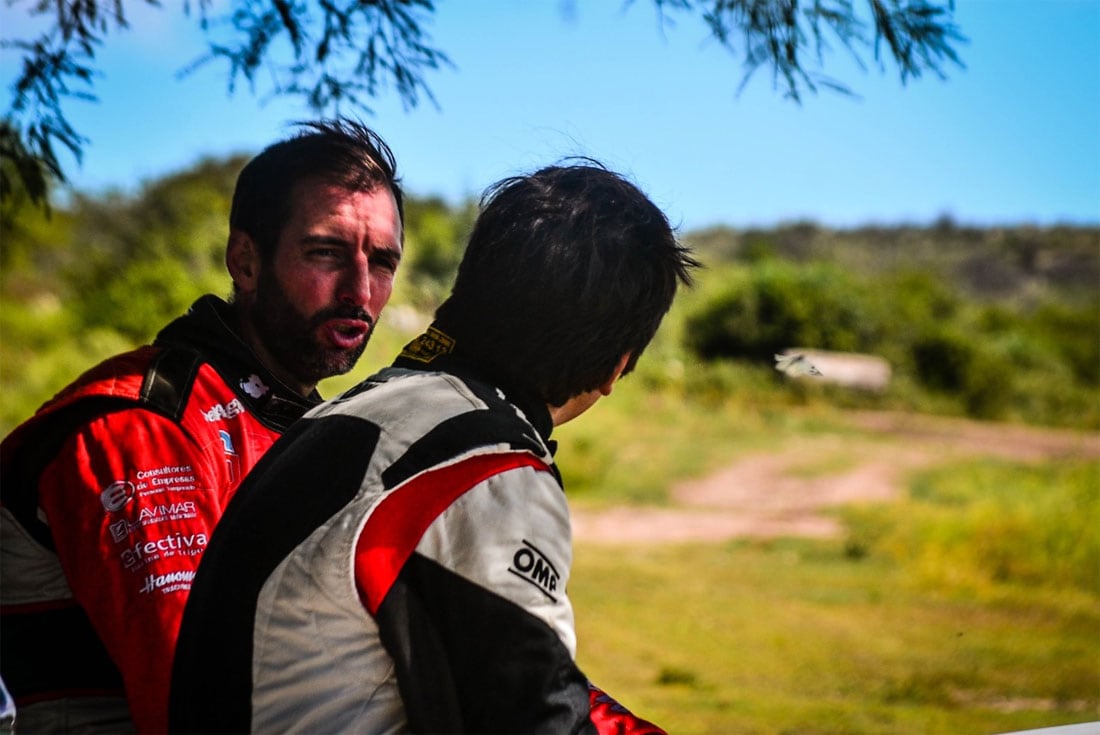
170,329 -> 665,734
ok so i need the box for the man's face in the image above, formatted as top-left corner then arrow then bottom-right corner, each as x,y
239,178 -> 403,394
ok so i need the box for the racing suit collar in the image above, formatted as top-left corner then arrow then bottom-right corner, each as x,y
392,322 -> 555,447
154,295 -> 322,430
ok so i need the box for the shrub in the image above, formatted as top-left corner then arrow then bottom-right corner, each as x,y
910,328 -> 1014,419
683,261 -> 881,363
1027,302 -> 1100,387
911,329 -> 973,392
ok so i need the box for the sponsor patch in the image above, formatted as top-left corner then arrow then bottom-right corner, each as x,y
219,430 -> 237,455
139,569 -> 196,595
240,374 -> 269,398
120,532 -> 208,571
221,430 -> 241,485
109,518 -> 135,543
398,326 -> 455,364
133,464 -> 198,496
203,398 -> 245,422
109,501 -> 198,543
100,481 -> 136,513
139,500 -> 198,523
508,539 -> 560,602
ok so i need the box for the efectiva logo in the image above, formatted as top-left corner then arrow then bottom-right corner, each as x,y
120,532 -> 208,571
508,539 -> 559,602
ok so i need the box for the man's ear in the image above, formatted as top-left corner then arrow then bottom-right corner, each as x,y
598,352 -> 632,396
226,230 -> 260,295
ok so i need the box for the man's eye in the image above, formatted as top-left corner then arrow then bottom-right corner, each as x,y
372,254 -> 400,273
308,247 -> 342,259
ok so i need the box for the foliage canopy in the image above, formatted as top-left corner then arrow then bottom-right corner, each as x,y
1,0 -> 964,205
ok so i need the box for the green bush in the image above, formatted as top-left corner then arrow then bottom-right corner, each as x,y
1027,301 -> 1100,387
910,328 -> 1015,419
76,259 -> 230,342
679,253 -> 1096,425
911,329 -> 973,392
683,261 -> 881,363
0,325 -> 135,434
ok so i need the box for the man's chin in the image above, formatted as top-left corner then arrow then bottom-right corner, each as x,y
314,345 -> 369,381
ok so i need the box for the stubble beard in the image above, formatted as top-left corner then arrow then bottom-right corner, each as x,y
250,272 -> 373,388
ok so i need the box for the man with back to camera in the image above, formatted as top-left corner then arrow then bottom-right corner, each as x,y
0,119 -> 405,733
169,159 -> 700,734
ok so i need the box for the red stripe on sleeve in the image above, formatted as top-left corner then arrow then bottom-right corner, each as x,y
354,452 -> 550,615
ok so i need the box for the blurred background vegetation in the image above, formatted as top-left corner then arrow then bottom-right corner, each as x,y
3,155 -> 1098,733
3,154 -> 1097,436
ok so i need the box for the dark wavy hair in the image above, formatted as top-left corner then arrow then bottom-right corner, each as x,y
434,160 -> 699,407
228,119 -> 404,260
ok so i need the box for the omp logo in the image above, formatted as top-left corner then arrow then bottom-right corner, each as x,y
100,481 -> 136,512
508,540 -> 559,602
203,398 -> 244,422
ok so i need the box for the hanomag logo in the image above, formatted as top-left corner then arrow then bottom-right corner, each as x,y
508,540 -> 559,602
139,569 -> 196,594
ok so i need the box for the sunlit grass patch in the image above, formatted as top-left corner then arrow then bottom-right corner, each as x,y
847,458 -> 1100,596
571,539 -> 1100,735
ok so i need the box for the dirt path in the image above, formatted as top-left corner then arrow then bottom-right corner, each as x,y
570,411 -> 1100,545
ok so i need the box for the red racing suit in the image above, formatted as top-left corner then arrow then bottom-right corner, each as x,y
0,295 -> 320,733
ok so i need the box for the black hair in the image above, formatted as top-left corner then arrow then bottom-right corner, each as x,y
229,119 -> 404,260
434,160 -> 699,407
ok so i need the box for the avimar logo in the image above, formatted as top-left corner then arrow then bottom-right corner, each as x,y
508,540 -> 559,602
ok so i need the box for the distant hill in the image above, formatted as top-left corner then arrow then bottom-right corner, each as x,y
684,220 -> 1099,306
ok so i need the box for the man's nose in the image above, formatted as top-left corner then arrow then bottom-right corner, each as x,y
339,257 -> 371,307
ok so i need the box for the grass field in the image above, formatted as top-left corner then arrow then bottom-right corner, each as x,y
556,379 -> 1099,735
571,536 -> 1098,735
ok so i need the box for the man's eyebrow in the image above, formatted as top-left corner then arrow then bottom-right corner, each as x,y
299,234 -> 349,246
377,243 -> 403,260
298,234 -> 402,259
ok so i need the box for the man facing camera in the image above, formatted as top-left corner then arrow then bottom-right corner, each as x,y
1,120 -> 404,733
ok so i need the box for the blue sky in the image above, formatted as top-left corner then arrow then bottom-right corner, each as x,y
3,0 -> 1098,231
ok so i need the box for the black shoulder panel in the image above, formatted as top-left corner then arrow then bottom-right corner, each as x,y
377,554 -> 595,734
140,347 -> 203,421
169,413 -> 381,734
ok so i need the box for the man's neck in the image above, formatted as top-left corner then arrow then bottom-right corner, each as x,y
231,303 -> 316,398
